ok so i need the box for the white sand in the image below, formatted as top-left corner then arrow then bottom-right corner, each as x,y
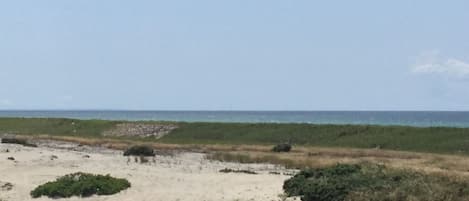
0,143 -> 292,201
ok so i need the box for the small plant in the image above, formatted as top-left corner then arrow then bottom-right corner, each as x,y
123,145 -> 155,156
272,143 -> 292,152
30,172 -> 130,198
1,137 -> 37,147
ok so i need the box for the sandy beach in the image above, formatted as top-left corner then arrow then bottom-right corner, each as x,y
0,141 -> 292,201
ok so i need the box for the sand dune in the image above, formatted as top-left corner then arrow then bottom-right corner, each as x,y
0,142 -> 292,201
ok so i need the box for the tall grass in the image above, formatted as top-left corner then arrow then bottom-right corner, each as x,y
0,118 -> 117,137
3,118 -> 469,155
160,122 -> 469,155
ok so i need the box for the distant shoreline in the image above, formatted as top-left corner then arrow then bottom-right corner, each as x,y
1,110 -> 469,127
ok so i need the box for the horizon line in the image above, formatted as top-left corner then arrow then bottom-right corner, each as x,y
1,109 -> 469,112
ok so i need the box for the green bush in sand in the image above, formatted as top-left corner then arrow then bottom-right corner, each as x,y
123,145 -> 155,156
30,172 -> 130,198
272,143 -> 292,152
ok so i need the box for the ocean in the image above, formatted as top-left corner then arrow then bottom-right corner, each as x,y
1,110 -> 469,127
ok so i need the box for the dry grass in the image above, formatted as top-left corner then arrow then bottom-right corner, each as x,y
11,134 -> 469,178
206,148 -> 469,179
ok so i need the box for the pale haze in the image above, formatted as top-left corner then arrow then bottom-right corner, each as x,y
1,1 -> 469,110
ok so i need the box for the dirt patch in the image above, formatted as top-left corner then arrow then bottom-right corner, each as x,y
103,123 -> 177,139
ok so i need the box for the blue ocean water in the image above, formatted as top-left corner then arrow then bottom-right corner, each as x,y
1,110 -> 469,127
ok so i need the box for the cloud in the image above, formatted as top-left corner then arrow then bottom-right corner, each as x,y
411,50 -> 469,78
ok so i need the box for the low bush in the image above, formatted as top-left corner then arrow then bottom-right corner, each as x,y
1,137 -> 37,147
123,145 -> 155,156
30,172 -> 130,198
272,143 -> 292,152
283,163 -> 469,201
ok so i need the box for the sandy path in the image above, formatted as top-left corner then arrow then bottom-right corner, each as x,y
0,143 -> 291,201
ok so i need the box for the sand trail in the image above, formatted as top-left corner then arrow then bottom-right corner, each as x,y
0,143 -> 290,201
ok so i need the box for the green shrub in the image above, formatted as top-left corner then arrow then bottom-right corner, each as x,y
30,172 -> 130,198
123,145 -> 155,156
1,137 -> 37,147
284,164 -> 361,198
283,164 -> 469,201
272,143 -> 292,152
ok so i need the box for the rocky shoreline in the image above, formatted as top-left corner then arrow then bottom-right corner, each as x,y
103,123 -> 178,138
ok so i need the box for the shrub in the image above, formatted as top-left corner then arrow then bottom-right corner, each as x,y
272,143 -> 292,152
30,172 -> 130,198
123,145 -> 155,156
1,137 -> 37,147
283,163 -> 469,201
283,164 -> 361,197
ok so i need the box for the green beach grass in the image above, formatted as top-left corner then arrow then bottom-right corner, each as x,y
1,118 -> 469,155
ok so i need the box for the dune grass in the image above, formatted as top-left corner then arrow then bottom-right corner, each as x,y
0,118 -> 117,137
2,118 -> 469,155
161,122 -> 469,155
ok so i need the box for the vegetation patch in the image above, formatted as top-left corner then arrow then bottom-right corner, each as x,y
123,145 -> 155,156
30,172 -> 130,198
206,152 -> 302,169
157,122 -> 469,155
284,163 -> 469,201
219,168 -> 257,174
4,118 -> 469,155
1,137 -> 37,147
272,143 -> 292,152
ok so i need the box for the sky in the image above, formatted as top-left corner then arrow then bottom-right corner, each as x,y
1,1 -> 469,111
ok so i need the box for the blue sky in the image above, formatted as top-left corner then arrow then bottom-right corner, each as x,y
1,1 -> 469,110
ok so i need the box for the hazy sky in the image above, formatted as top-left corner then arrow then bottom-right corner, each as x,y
1,1 -> 469,110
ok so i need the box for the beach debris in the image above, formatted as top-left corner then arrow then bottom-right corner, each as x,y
219,168 -> 257,174
50,155 -> 58,160
7,157 -> 15,161
1,182 -> 13,191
